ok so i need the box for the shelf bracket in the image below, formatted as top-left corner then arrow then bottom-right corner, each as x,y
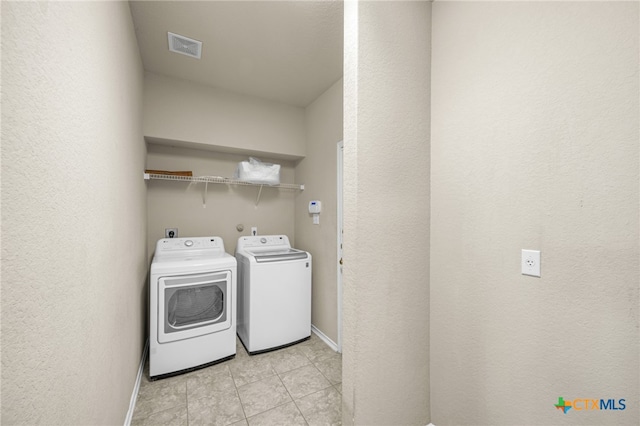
255,185 -> 264,207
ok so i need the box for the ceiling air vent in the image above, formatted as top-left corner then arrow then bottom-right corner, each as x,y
167,32 -> 202,59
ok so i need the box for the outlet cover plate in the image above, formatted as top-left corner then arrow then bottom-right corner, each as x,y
522,249 -> 541,277
165,228 -> 178,238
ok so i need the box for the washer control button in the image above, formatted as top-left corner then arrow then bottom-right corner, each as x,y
260,237 -> 267,244
184,240 -> 194,247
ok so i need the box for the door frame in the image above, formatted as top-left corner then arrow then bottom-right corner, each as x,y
337,140 -> 343,353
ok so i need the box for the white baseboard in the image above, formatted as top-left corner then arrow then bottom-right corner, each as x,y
311,324 -> 339,352
124,339 -> 148,426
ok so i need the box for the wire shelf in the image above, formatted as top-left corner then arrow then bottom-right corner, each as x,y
143,173 -> 304,191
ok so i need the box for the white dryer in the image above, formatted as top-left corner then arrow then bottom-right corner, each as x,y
149,236 -> 236,380
235,235 -> 311,354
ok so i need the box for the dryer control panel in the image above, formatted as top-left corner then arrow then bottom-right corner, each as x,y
156,236 -> 224,253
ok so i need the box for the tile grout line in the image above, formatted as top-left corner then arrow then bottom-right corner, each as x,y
134,375 -> 189,423
229,358 -> 250,423
276,352 -> 311,426
241,361 -> 295,421
185,374 -> 190,426
232,351 -> 280,388
287,339 -> 341,424
241,346 -> 319,424
294,386 -> 342,425
312,355 -> 339,388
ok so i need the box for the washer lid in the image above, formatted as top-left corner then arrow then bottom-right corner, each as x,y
245,248 -> 308,263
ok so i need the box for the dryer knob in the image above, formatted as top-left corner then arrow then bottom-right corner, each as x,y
184,240 -> 194,247
260,237 -> 267,244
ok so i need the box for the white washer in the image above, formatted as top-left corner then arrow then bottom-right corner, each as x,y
149,236 -> 236,379
235,235 -> 311,354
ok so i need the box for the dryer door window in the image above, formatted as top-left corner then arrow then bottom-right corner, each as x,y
158,271 -> 232,343
166,282 -> 226,329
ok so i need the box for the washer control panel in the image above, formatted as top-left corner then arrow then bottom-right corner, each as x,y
238,235 -> 290,249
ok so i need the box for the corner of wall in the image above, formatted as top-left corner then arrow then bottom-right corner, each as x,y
295,78 -> 344,344
343,1 -> 431,424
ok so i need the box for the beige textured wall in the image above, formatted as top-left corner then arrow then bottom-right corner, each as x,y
430,2 -> 639,425
1,2 -> 147,424
146,145 -> 296,258
343,1 -> 431,424
143,72 -> 306,160
295,78 -> 343,344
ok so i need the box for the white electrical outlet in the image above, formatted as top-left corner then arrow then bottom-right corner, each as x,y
165,228 -> 178,238
251,227 -> 258,236
521,249 -> 541,277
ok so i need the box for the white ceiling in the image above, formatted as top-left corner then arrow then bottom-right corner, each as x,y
129,1 -> 344,108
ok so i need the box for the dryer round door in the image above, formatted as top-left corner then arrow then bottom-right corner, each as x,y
158,271 -> 232,343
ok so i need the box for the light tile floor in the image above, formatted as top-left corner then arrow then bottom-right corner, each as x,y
132,334 -> 342,426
